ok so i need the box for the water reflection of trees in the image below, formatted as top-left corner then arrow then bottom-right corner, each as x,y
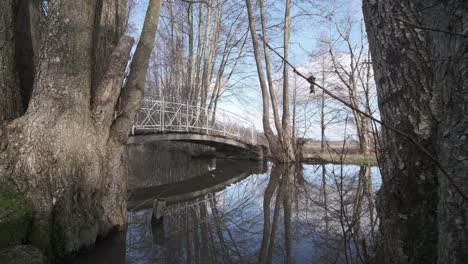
317,164 -> 377,264
127,143 -> 213,189
257,163 -> 378,264
126,163 -> 378,264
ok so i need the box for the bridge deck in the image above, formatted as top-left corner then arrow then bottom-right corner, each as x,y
129,98 -> 267,155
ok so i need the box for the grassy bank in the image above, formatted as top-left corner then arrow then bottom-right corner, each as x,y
302,152 -> 378,166
300,142 -> 378,166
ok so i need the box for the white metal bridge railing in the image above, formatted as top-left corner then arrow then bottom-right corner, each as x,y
132,97 -> 257,145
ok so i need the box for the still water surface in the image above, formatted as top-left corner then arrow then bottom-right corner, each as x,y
74,145 -> 380,264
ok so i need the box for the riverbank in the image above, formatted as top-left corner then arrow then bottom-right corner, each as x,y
75,150 -> 381,263
302,152 -> 378,166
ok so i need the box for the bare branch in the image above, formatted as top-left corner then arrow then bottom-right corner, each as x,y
396,17 -> 468,39
261,36 -> 468,202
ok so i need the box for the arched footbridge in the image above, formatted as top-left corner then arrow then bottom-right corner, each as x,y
127,98 -> 268,159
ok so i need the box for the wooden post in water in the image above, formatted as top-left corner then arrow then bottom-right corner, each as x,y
151,199 -> 166,225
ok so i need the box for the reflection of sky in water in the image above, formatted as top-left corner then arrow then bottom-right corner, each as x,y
215,164 -> 380,263
75,162 -> 381,264
125,163 -> 380,264
302,164 -> 382,188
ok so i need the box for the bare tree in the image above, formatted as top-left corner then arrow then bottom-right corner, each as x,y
146,0 -> 248,114
245,0 -> 296,162
328,20 -> 374,155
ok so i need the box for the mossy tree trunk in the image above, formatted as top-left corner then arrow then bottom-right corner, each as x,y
0,0 -> 163,258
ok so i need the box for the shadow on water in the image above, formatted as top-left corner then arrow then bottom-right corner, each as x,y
74,144 -> 381,264
127,159 -> 267,210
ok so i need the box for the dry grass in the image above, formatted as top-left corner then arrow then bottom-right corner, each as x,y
301,143 -> 377,166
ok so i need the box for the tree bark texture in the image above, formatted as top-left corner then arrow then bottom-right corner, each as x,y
363,0 -> 467,263
92,0 -> 126,103
0,0 -> 162,258
0,0 -> 22,123
429,2 -> 468,263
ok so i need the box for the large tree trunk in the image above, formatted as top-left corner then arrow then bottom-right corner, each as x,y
91,0 -> 126,102
429,2 -> 468,263
363,1 -> 438,263
0,0 -> 163,258
280,0 -> 295,162
363,0 -> 467,263
0,0 -> 22,123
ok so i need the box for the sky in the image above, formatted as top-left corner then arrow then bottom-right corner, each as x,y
128,0 -> 372,141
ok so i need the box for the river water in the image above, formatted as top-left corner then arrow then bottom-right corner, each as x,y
74,143 -> 381,264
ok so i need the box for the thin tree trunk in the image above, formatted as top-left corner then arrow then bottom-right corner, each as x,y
187,3 -> 194,100
207,1 -> 222,88
245,0 -> 279,157
208,28 -> 248,111
329,29 -> 372,155
320,58 -> 326,152
111,0 -> 163,143
200,0 -> 213,108
246,0 -> 298,162
280,0 -> 295,162
192,3 -> 204,102
259,0 -> 283,138
292,76 -> 297,142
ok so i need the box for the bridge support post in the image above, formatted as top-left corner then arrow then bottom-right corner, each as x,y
206,107 -> 209,135
251,126 -> 254,144
186,103 -> 189,132
151,199 -> 166,225
161,98 -> 164,132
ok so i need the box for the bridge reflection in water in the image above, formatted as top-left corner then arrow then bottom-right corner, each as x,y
124,163 -> 380,263
74,145 -> 380,264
